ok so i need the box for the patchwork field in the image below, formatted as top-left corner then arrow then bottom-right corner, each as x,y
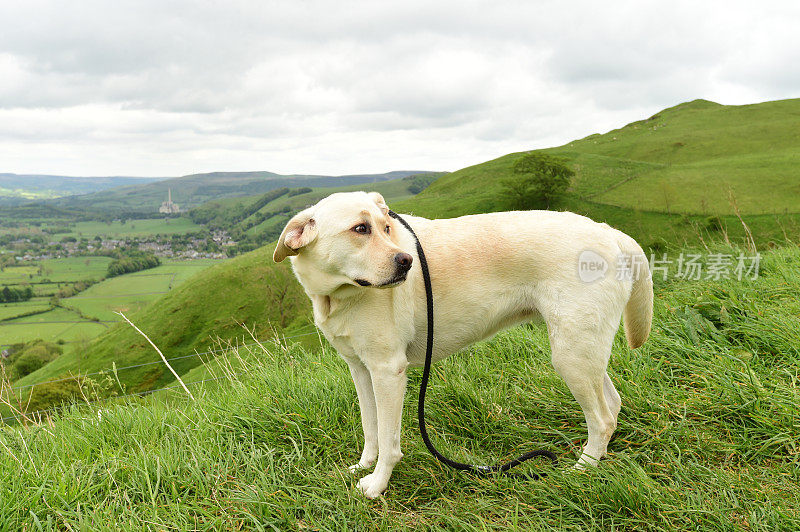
0,306 -> 109,344
0,257 -> 112,284
0,257 -> 106,292
63,259 -> 220,321
0,259 -> 220,346
0,299 -> 51,321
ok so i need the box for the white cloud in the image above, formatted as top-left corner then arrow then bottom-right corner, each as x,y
0,0 -> 798,176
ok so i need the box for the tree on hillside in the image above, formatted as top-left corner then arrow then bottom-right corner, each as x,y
501,153 -> 574,209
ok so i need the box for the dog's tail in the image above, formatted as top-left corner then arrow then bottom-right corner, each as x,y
617,233 -> 653,349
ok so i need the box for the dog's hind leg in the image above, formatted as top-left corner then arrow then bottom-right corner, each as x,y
346,359 -> 378,472
604,372 -> 621,421
549,323 -> 618,468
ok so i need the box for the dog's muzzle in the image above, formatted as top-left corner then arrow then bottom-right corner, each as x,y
354,252 -> 414,288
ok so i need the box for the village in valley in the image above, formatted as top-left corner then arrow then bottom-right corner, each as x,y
1,190 -> 233,265
0,189 -> 236,349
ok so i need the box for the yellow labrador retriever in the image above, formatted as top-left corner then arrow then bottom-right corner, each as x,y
273,191 -> 653,498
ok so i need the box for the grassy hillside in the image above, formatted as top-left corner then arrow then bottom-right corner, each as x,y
190,172 -> 443,250
52,170 -> 437,214
1,245 -> 798,528
394,98 -> 800,250
570,99 -> 800,214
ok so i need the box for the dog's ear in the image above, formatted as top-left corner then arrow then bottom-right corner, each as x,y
273,208 -> 318,262
368,191 -> 389,215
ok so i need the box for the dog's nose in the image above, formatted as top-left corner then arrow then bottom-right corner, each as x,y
394,252 -> 413,271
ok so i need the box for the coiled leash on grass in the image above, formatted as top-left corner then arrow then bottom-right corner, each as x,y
388,210 -> 558,479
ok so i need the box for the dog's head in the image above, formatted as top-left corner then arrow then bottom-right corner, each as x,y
273,191 -> 414,295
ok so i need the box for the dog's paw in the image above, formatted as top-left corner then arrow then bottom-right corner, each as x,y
574,451 -> 602,469
356,473 -> 388,499
347,461 -> 373,473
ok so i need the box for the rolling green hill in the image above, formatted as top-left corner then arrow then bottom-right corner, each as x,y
400,98 -> 800,215
51,170 -> 437,214
394,97 -> 800,249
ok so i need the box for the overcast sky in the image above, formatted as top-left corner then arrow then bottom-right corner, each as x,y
1,1 -> 798,178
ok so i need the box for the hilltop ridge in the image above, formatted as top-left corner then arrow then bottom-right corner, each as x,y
398,97 -> 800,218
50,170 -> 437,214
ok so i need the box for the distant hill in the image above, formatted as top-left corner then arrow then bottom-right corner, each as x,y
0,174 -> 158,202
398,98 -> 800,218
51,170 -> 437,214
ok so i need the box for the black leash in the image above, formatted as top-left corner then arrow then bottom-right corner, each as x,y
388,210 -> 558,479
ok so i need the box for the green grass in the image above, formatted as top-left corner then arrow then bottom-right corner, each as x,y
595,151 -> 800,214
0,265 -> 39,283
0,245 -> 798,528
563,98 -> 800,214
67,218 -> 201,239
36,257 -> 113,282
0,306 -> 108,344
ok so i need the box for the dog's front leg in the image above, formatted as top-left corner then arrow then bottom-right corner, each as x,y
346,359 -> 378,472
356,355 -> 408,498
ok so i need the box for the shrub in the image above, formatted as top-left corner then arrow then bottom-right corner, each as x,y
288,187 -> 313,197
22,371 -> 122,414
5,341 -> 62,380
404,173 -> 440,194
0,285 -> 34,303
10,348 -> 58,380
107,253 -> 161,277
25,378 -> 83,413
501,153 -> 574,209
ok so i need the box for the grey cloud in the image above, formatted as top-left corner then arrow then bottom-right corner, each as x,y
0,0 -> 798,176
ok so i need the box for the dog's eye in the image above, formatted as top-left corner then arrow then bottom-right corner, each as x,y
352,223 -> 370,234
385,225 -> 390,234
